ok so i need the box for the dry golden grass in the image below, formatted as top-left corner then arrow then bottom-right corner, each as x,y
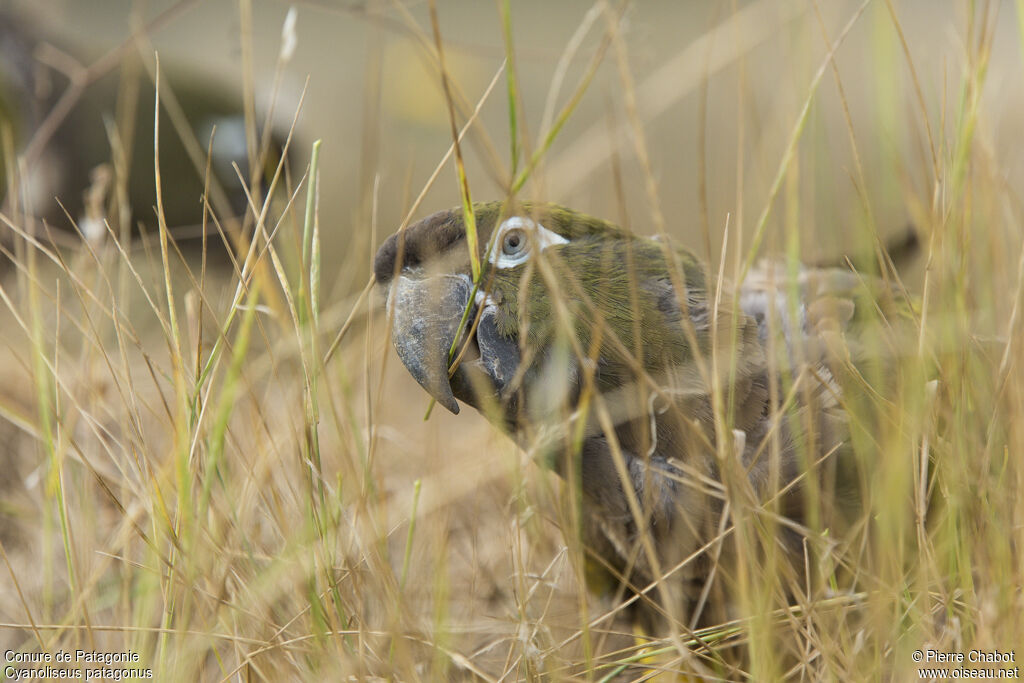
1,1 -> 1022,681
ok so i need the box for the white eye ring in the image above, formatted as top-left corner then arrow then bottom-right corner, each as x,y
489,216 -> 568,269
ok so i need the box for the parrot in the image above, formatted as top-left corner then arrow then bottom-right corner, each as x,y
374,201 -> 909,632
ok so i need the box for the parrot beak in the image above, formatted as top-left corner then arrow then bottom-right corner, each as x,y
387,273 -> 472,415
386,272 -> 524,420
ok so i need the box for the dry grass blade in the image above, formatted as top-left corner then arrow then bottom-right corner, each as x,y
428,0 -> 481,284
739,0 -> 872,282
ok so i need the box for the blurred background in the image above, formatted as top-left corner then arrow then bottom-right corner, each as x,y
9,0 -> 1023,273
1,0 -> 1022,680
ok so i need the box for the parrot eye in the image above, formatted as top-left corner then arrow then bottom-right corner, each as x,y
489,216 -> 567,269
501,229 -> 527,257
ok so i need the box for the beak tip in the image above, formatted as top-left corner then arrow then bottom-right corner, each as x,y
441,397 -> 461,415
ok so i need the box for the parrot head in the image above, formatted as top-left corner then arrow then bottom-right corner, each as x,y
374,202 -> 760,436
